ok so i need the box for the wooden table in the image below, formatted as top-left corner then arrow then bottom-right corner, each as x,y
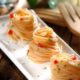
0,50 -> 27,80
0,25 -> 80,80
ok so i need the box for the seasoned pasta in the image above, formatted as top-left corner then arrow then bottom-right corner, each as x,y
51,53 -> 80,80
28,27 -> 62,63
7,9 -> 38,41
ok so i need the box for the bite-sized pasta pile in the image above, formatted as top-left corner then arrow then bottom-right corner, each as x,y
51,53 -> 80,80
28,26 -> 62,63
7,9 -> 38,41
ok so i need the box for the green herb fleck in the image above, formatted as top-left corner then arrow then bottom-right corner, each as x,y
48,38 -> 53,42
77,63 -> 80,67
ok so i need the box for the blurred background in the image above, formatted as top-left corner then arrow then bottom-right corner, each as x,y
0,0 -> 80,16
0,0 -> 80,80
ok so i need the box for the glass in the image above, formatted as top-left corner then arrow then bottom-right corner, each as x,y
0,0 -> 17,4
48,0 -> 58,8
27,0 -> 37,8
48,0 -> 66,8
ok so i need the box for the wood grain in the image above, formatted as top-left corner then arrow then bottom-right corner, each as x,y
35,8 -> 67,27
0,50 -> 27,80
59,2 -> 80,37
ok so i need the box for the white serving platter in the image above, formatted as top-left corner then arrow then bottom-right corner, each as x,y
0,10 -> 79,80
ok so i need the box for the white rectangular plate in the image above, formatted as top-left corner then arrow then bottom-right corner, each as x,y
0,10 -> 79,80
